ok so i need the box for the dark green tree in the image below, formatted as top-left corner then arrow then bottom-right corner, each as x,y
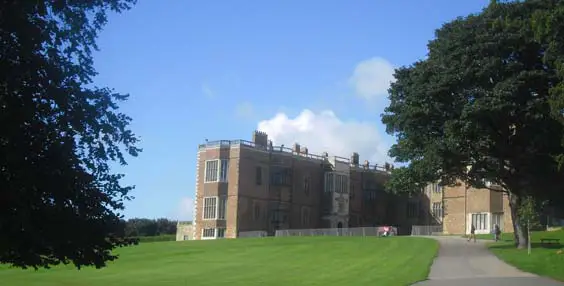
155,218 -> 177,235
382,0 -> 564,249
0,0 -> 140,269
532,1 -> 564,168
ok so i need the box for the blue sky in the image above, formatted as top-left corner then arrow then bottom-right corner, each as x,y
92,0 -> 491,220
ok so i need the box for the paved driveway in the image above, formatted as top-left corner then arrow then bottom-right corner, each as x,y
413,236 -> 564,286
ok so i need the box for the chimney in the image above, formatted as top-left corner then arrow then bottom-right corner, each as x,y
303,147 -> 308,155
322,152 -> 329,158
293,143 -> 301,154
252,130 -> 268,147
363,160 -> 370,170
350,152 -> 359,166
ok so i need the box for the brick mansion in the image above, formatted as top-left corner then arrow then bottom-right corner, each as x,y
190,131 -> 515,240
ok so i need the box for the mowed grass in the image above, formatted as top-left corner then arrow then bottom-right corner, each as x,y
476,229 -> 564,281
0,236 -> 438,286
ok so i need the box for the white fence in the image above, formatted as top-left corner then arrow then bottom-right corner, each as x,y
410,225 -> 443,236
275,226 -> 398,237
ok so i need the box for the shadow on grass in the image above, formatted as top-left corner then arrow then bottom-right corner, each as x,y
489,242 -> 562,250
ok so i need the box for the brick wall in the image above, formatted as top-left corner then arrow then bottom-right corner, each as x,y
502,193 -> 514,232
441,180 -> 515,235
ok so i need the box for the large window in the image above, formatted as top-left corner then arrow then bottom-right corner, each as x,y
432,202 -> 443,220
204,159 -> 229,183
203,197 -> 217,219
335,175 -> 348,193
202,228 -> 226,239
324,172 -> 348,193
218,196 -> 227,220
216,228 -> 225,238
492,213 -> 503,231
324,173 -> 334,192
471,213 -> 488,230
256,166 -> 262,185
270,168 -> 291,186
202,228 -> 215,238
203,196 -> 227,220
304,175 -> 310,196
219,159 -> 228,182
433,183 -> 443,193
363,190 -> 377,201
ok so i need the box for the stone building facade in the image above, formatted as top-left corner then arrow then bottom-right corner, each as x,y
192,131 -> 425,240
175,221 -> 193,241
422,181 -> 515,235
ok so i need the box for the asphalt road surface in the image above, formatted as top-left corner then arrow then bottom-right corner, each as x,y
413,236 -> 564,286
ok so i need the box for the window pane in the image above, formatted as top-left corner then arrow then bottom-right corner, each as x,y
218,197 -> 227,220
256,167 -> 262,185
203,197 -> 218,219
217,228 -> 225,238
203,228 -> 215,238
205,160 -> 219,182
220,159 -> 229,182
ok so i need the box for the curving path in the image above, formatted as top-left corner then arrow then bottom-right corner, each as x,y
413,236 -> 564,286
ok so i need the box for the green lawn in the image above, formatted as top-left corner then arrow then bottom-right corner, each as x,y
0,236 -> 438,286
476,229 -> 564,281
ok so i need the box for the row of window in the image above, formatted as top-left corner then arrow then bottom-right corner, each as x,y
204,160 -> 229,183
324,173 -> 348,193
203,161 -> 371,199
252,205 -> 311,226
202,228 -> 226,239
430,180 -> 500,192
205,162 -> 497,195
202,196 -> 227,220
471,213 -> 488,231
470,213 -> 504,231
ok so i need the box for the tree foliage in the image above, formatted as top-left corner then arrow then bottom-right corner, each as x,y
124,218 -> 178,237
517,196 -> 544,231
382,0 -> 564,248
0,1 -> 140,269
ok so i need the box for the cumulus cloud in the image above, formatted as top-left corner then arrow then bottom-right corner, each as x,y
348,57 -> 396,100
174,197 -> 194,221
257,109 -> 391,165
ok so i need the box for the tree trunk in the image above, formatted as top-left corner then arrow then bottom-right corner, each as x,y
508,193 -> 528,249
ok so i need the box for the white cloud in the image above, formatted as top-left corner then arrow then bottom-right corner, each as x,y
173,197 -> 194,221
348,57 -> 396,100
257,109 -> 391,165
235,102 -> 254,119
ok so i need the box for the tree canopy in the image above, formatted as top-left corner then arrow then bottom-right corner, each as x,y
382,0 -> 564,248
124,218 -> 179,238
0,0 -> 140,268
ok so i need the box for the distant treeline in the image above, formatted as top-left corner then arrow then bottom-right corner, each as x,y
121,218 -> 178,237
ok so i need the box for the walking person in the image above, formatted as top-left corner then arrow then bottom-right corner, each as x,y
494,224 -> 501,242
468,224 -> 476,242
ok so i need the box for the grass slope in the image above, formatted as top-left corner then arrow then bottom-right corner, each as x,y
0,236 -> 438,286
475,230 -> 564,281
